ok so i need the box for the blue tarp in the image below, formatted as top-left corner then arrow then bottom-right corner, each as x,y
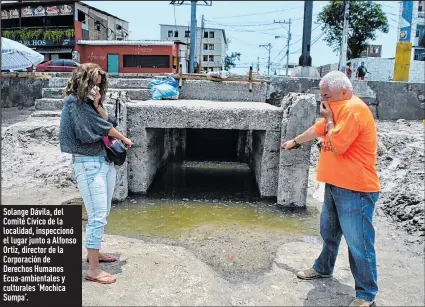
150,76 -> 179,100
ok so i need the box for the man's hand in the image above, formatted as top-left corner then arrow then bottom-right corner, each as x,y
122,137 -> 134,148
320,100 -> 333,121
281,139 -> 297,151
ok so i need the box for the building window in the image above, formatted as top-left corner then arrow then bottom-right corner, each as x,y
82,29 -> 89,40
417,30 -> 420,37
203,44 -> 208,50
174,31 -> 179,37
209,55 -> 214,62
209,44 -> 214,50
419,6 -> 423,12
203,55 -> 208,62
209,31 -> 215,38
123,55 -> 170,68
204,31 -> 208,38
168,30 -> 173,37
185,30 -> 190,38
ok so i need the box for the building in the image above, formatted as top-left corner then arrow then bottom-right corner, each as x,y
159,24 -> 227,73
75,40 -> 180,74
397,0 -> 425,61
1,1 -> 128,62
360,45 -> 382,58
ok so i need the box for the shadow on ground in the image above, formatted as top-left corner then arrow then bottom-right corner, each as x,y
276,263 -> 354,307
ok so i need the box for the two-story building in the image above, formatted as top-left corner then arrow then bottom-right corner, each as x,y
159,24 -> 227,73
1,1 -> 128,62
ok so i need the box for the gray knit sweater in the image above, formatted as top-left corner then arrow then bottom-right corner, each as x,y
59,94 -> 117,156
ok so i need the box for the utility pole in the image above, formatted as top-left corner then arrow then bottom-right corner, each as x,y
189,1 -> 197,73
257,56 -> 260,73
339,0 -> 350,73
274,19 -> 291,76
170,1 -> 212,73
259,43 -> 272,76
198,14 -> 205,73
299,1 -> 314,66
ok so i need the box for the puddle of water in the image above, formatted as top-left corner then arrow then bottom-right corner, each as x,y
81,161 -> 321,239
82,199 -> 320,239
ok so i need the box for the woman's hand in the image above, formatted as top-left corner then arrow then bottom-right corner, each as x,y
122,137 -> 134,148
93,87 -> 102,107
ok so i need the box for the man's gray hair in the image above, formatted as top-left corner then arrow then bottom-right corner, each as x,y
319,70 -> 353,92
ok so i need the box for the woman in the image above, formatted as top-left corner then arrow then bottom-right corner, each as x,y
59,63 -> 133,284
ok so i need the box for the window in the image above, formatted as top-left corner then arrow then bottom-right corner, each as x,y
419,6 -> 423,12
185,30 -> 190,38
123,55 -> 170,68
209,31 -> 214,38
209,55 -> 214,62
208,44 -> 214,50
174,31 -> 178,37
417,30 -> 420,37
64,60 -> 78,67
82,29 -> 89,40
51,60 -> 64,66
168,30 -> 173,37
77,10 -> 86,22
204,31 -> 208,38
203,55 -> 208,62
203,43 -> 208,50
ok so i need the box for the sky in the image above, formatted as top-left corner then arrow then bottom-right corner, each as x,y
83,1 -> 401,75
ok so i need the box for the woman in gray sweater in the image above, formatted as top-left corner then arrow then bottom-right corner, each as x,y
59,63 -> 133,284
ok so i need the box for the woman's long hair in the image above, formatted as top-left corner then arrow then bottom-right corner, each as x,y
64,62 -> 108,103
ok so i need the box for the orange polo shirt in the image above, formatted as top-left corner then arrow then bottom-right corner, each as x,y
313,95 -> 380,192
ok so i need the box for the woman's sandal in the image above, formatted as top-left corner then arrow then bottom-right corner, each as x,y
84,274 -> 116,284
86,254 -> 118,263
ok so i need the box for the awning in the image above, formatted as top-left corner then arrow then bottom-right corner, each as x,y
34,47 -> 73,54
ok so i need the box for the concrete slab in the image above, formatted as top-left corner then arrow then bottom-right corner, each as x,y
42,88 -> 152,101
127,100 -> 282,131
34,98 -> 63,110
179,80 -> 267,102
48,77 -> 152,89
278,93 -> 317,207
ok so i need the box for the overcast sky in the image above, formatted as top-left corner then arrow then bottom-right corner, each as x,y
84,1 -> 400,74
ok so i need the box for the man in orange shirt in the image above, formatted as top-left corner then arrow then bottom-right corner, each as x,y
282,71 -> 380,307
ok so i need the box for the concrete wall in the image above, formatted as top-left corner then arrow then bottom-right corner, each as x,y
319,58 -> 425,83
267,77 -> 425,120
1,76 -> 49,108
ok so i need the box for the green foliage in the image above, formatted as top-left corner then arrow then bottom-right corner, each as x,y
317,0 -> 389,59
2,29 -> 75,42
224,52 -> 241,71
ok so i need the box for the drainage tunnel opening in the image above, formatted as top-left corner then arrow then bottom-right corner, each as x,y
145,128 -> 263,200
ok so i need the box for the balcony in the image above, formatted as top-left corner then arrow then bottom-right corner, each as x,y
1,28 -> 74,41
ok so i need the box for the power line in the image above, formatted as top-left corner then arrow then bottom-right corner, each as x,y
210,5 -> 304,19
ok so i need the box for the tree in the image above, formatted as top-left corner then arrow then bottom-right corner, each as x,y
317,0 -> 389,60
224,38 -> 241,71
224,52 -> 241,71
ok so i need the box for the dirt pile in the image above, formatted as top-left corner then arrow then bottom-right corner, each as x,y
1,118 -> 74,190
309,120 -> 424,240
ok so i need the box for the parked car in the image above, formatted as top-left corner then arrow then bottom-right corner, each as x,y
36,59 -> 80,72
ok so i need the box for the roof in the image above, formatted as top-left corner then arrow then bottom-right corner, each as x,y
77,40 -> 175,46
1,1 -> 128,23
159,24 -> 227,44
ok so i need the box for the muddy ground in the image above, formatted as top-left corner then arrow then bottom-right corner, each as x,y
1,107 -> 424,306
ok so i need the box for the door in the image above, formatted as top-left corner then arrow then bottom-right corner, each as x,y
107,54 -> 119,73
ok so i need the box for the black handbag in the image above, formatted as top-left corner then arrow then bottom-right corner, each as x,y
93,95 -> 127,166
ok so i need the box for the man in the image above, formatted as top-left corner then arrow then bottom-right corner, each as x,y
281,70 -> 380,307
356,61 -> 369,80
